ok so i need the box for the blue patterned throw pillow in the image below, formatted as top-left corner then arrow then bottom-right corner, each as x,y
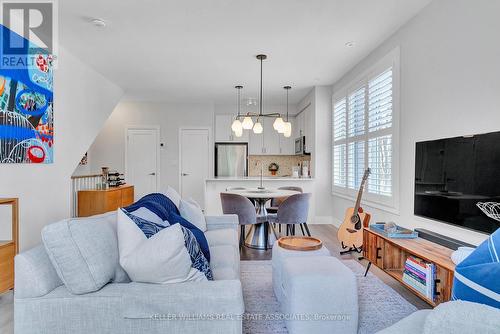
120,208 -> 213,280
452,228 -> 500,308
125,193 -> 211,262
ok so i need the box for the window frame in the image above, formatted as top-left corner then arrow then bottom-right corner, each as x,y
332,47 -> 400,213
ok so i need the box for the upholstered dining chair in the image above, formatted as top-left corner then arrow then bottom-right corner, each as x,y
267,193 -> 311,237
267,186 -> 303,213
220,193 -> 266,248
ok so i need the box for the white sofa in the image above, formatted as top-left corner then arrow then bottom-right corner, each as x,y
377,300 -> 500,334
14,212 -> 244,334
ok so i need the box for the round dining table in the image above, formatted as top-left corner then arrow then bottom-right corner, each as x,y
223,188 -> 300,250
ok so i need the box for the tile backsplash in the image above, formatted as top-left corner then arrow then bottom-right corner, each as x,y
248,155 -> 312,177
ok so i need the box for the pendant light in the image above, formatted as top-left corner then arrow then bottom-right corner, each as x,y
230,54 -> 287,135
231,85 -> 243,136
253,118 -> 263,134
283,86 -> 292,138
242,115 -> 254,130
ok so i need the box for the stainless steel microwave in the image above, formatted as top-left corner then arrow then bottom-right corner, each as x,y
295,136 -> 307,155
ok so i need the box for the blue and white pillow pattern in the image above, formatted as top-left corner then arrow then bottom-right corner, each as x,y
124,193 -> 211,262
452,227 -> 500,308
124,210 -> 168,238
122,208 -> 213,280
180,226 -> 213,280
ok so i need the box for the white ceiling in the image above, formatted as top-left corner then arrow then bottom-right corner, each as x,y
59,0 -> 432,105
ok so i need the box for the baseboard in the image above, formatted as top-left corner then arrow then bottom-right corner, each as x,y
312,216 -> 342,227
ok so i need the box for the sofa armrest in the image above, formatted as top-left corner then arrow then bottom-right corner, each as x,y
123,279 -> 244,318
205,214 -> 239,231
15,245 -> 63,299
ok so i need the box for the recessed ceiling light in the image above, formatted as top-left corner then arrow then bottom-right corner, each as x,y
345,41 -> 355,48
90,18 -> 106,28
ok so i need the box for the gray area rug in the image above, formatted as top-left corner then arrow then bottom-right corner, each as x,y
0,291 -> 13,334
241,260 -> 417,334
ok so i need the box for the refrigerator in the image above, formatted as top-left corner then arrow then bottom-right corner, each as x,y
215,143 -> 248,177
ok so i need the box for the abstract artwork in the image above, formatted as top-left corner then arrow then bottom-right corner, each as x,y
0,25 -> 54,163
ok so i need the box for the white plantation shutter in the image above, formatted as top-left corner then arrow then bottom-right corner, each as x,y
332,59 -> 397,206
347,141 -> 364,189
333,98 -> 347,187
348,87 -> 365,137
333,98 -> 347,141
333,144 -> 346,186
368,135 -> 392,196
368,69 -> 392,132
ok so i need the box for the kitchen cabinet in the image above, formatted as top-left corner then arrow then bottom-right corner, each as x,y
248,127 -> 263,155
214,114 -> 249,142
248,117 -> 295,155
262,118 -> 280,155
294,106 -> 313,153
279,117 -> 295,155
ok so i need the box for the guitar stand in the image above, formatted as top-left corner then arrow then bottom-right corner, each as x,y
339,242 -> 363,255
340,243 -> 371,276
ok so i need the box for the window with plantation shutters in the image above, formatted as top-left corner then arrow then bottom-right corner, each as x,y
332,49 -> 398,209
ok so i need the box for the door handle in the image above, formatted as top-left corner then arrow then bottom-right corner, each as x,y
182,173 -> 189,176
148,172 -> 156,176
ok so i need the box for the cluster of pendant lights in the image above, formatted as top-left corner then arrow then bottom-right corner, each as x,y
230,54 -> 293,138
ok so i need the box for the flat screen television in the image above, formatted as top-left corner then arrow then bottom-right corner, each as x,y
414,131 -> 500,234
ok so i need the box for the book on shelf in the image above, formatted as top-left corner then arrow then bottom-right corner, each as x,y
402,256 -> 435,299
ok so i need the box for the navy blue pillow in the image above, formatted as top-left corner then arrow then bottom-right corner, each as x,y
125,193 -> 211,262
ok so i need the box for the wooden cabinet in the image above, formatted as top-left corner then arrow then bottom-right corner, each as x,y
363,228 -> 455,306
214,114 -> 249,142
0,242 -> 15,293
78,185 -> 135,217
0,198 -> 18,294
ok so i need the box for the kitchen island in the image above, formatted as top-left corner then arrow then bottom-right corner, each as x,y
205,177 -> 316,222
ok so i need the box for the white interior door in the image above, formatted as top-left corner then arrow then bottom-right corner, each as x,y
126,128 -> 159,200
180,128 -> 210,208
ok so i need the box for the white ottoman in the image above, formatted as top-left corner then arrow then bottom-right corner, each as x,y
281,256 -> 358,334
272,242 -> 330,303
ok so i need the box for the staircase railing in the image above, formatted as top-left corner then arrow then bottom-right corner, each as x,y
70,174 -> 102,217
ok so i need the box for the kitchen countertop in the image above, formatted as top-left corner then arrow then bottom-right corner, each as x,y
206,177 -> 315,181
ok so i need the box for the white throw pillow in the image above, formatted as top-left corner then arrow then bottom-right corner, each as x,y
164,186 -> 182,209
129,207 -> 168,227
116,209 -> 205,284
179,198 -> 207,232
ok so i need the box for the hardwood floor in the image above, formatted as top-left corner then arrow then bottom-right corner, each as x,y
241,223 -> 431,310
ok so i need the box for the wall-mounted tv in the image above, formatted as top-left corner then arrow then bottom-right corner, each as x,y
414,131 -> 500,234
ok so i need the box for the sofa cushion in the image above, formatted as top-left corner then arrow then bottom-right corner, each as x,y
179,198 -> 207,232
210,245 -> 240,280
205,228 -> 239,248
423,301 -> 500,334
117,209 -> 206,283
41,215 -> 123,294
14,245 -> 63,299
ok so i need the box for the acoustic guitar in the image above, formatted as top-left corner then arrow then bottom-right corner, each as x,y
337,168 -> 371,252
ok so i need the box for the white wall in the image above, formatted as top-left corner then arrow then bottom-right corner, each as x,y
324,0 -> 500,245
0,47 -> 123,250
87,102 -> 215,192
86,102 -> 299,192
